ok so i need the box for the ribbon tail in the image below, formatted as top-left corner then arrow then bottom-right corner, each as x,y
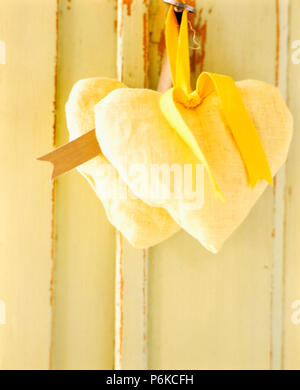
165,6 -> 179,87
196,72 -> 273,188
165,7 -> 192,94
175,10 -> 192,94
160,89 -> 225,201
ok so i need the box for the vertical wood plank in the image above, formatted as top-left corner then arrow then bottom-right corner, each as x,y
148,0 -> 166,90
283,0 -> 300,370
270,0 -> 289,370
148,0 -> 278,369
51,0 -> 117,370
0,0 -> 57,369
0,0 -> 297,370
115,0 -> 149,370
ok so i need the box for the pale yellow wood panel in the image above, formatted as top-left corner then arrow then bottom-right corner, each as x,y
148,0 -> 166,90
148,0 -> 278,369
115,236 -> 148,369
51,0 -> 117,369
115,0 -> 149,370
0,0 -> 57,369
283,0 -> 300,370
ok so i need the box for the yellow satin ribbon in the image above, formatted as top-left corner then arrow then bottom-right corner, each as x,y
160,6 -> 273,201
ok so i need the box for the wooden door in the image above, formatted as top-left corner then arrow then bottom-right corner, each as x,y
0,0 -> 299,370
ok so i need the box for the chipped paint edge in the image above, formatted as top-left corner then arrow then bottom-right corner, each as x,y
115,0 -> 149,370
270,0 -> 289,371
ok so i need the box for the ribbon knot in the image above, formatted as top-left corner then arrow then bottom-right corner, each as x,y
173,88 -> 203,108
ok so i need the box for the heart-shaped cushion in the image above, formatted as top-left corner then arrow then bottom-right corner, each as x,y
66,77 -> 180,248
95,79 -> 293,253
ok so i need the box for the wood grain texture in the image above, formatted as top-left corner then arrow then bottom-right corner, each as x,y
270,0 -> 289,370
0,0 -> 299,370
51,0 -> 117,369
0,0 -> 57,369
283,0 -> 300,370
148,0 -> 279,369
115,0 -> 149,370
149,0 -> 166,90
115,235 -> 148,369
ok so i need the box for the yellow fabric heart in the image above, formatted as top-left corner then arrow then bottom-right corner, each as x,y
95,80 -> 292,252
66,78 -> 180,248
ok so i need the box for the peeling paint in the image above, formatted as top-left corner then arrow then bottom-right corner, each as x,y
123,0 -> 133,16
49,0 -> 60,370
143,12 -> 149,87
275,0 -> 280,87
190,9 -> 207,76
116,234 -> 124,362
157,29 -> 165,64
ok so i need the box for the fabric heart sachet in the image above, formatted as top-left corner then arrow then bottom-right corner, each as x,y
52,6 -> 293,253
